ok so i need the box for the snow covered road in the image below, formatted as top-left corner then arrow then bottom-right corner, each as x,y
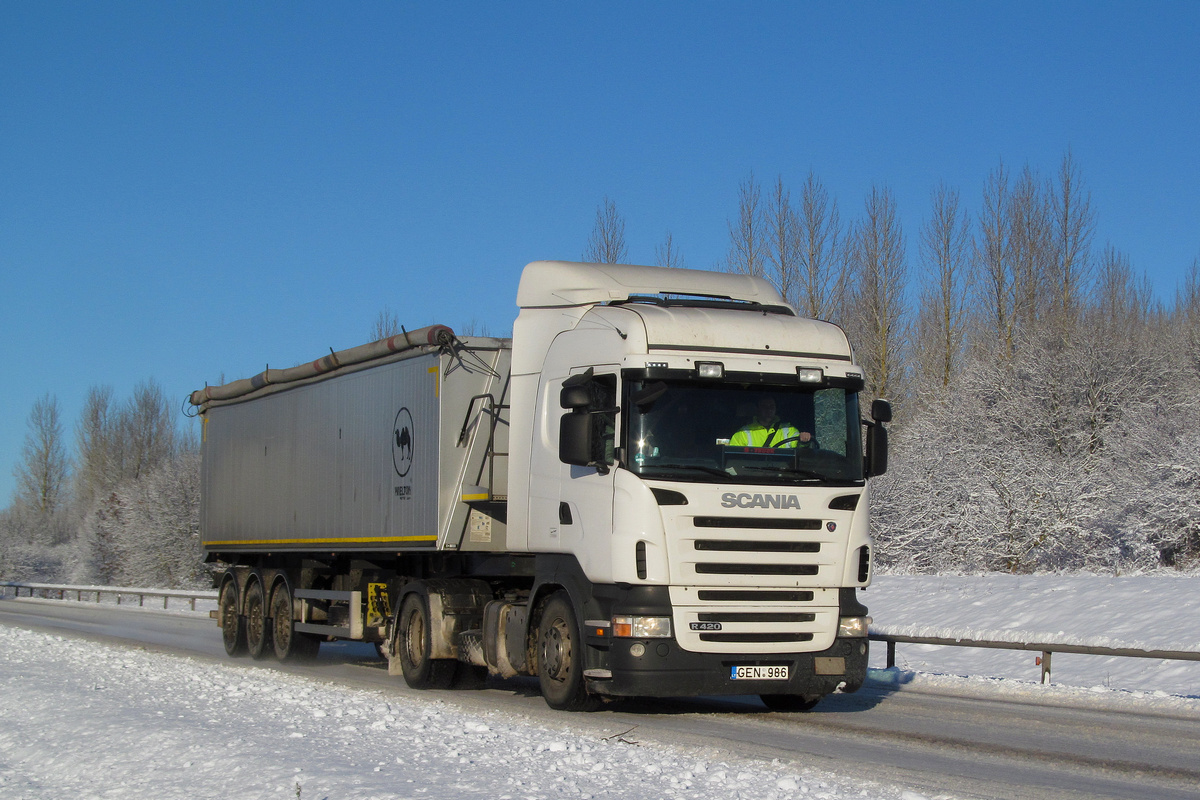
3,592 -> 1200,800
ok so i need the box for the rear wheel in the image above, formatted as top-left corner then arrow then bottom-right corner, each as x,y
760,693 -> 822,712
244,580 -> 270,660
537,592 -> 599,711
395,592 -> 456,689
270,583 -> 320,662
219,580 -> 247,657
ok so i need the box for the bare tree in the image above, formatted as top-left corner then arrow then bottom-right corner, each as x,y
1048,149 -> 1096,338
796,170 -> 845,321
1174,255 -> 1200,379
74,385 -> 115,513
765,176 -> 799,303
915,183 -> 974,389
654,231 -> 685,269
1008,164 -> 1053,338
847,185 -> 909,402
583,197 -> 628,264
725,173 -> 767,278
13,394 -> 70,519
371,307 -> 401,340
112,380 -> 176,484
978,162 -> 1015,357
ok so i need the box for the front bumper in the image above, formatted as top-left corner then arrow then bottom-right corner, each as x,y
584,634 -> 868,698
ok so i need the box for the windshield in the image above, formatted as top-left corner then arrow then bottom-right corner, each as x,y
624,379 -> 864,485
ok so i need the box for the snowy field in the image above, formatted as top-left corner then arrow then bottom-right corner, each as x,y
2,573 -> 1199,800
865,573 -> 1200,698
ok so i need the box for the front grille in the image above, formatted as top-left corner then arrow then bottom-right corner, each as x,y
694,516 -> 821,530
697,612 -> 816,623
699,632 -> 815,643
694,539 -> 820,553
695,563 -> 819,576
696,590 -> 815,602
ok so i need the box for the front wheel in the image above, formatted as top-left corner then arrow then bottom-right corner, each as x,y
395,592 -> 456,689
537,592 -> 599,711
760,694 -> 822,712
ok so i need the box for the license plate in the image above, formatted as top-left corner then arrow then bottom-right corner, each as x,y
730,665 -> 789,681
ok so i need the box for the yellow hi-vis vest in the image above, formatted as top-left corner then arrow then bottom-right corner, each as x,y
729,418 -> 801,448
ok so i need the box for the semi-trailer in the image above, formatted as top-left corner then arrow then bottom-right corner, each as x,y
191,260 -> 891,711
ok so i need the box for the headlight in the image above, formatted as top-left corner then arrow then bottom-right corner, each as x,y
612,615 -> 672,638
838,616 -> 871,637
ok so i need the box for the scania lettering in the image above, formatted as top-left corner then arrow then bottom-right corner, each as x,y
192,261 -> 891,712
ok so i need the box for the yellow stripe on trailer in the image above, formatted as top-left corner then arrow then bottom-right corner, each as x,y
204,535 -> 437,547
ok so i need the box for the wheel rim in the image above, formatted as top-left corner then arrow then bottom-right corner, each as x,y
246,585 -> 264,649
542,616 -> 570,684
404,608 -> 426,666
271,590 -> 291,655
220,585 -> 238,648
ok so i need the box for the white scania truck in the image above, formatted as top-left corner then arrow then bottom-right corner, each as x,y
192,261 -> 890,711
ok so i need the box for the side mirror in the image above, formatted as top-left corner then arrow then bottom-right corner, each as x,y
866,424 -> 888,477
560,384 -> 590,410
871,399 -> 892,424
559,412 -> 593,467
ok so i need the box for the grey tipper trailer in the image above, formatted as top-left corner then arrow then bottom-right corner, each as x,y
199,331 -> 512,555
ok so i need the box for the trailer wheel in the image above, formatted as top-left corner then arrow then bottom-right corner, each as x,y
760,694 -> 822,712
270,583 -> 320,662
536,592 -> 599,711
219,579 -> 247,657
244,579 -> 270,660
396,592 -> 456,689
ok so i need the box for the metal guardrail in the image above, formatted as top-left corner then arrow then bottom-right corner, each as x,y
0,581 -> 216,612
870,631 -> 1200,684
5,581 -> 1198,686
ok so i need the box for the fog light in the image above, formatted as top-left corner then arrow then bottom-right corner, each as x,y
629,643 -> 646,657
838,616 -> 871,637
612,615 -> 672,638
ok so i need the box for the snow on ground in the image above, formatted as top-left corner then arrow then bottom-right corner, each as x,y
0,626 -> 925,800
865,574 -> 1200,698
2,573 -> 1199,799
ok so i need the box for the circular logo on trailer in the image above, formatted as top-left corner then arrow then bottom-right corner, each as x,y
392,407 -> 414,477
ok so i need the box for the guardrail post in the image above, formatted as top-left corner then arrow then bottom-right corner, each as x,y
1039,651 -> 1052,684
887,639 -> 896,669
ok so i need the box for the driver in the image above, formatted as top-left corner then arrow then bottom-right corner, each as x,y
729,396 -> 813,449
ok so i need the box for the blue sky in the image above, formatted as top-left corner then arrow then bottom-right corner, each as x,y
2,2 -> 1198,503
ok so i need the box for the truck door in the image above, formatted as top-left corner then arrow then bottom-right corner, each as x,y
527,366 -> 618,582
558,370 -> 617,581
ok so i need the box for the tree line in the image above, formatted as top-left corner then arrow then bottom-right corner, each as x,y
587,151 -> 1200,572
1,381 -> 205,588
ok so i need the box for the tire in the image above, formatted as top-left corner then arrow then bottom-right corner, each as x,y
395,592 -> 456,689
244,579 -> 270,660
760,693 -> 822,712
537,592 -> 599,711
219,579 -> 247,657
270,583 -> 320,662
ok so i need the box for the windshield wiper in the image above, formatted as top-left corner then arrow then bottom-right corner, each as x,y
734,465 -> 827,481
645,463 -> 732,479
